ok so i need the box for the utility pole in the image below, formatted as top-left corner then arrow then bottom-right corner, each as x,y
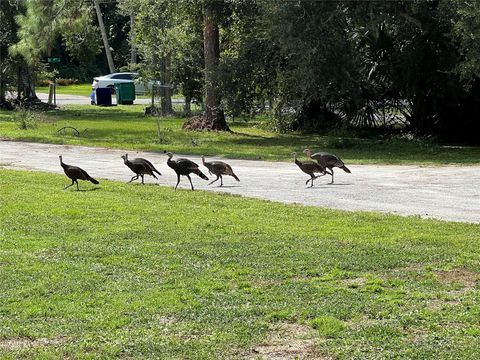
94,0 -> 115,73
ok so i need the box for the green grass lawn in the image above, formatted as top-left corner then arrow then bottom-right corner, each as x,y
0,169 -> 479,359
35,84 -> 93,97
1,105 -> 480,164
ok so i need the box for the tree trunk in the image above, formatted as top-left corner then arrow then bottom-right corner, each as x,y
161,88 -> 173,115
130,14 -> 137,65
160,54 -> 172,115
16,62 -> 37,101
0,71 -> 5,104
184,96 -> 192,116
94,0 -> 115,73
203,4 -> 228,131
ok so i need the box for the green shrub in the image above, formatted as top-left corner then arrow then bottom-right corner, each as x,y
262,114 -> 297,133
13,110 -> 38,130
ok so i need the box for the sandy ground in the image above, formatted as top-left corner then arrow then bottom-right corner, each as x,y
1,140 -> 479,224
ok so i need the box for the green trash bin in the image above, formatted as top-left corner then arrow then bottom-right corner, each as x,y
115,82 -> 136,105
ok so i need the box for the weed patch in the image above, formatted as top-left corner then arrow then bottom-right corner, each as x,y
310,316 -> 346,338
246,322 -> 328,360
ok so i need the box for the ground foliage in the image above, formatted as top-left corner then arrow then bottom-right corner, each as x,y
0,169 -> 480,358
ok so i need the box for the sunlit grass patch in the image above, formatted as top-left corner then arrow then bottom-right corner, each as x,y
1,169 -> 480,358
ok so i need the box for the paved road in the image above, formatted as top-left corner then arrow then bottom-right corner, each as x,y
36,92 -> 150,105
36,93 -> 184,106
1,140 -> 479,223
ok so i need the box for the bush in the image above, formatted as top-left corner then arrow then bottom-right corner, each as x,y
56,62 -> 106,83
389,132 -> 437,146
37,78 -> 80,87
37,79 -> 52,87
13,110 -> 38,130
57,78 -> 79,86
263,114 -> 297,133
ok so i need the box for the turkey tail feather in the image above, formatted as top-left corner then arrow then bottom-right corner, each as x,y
193,169 -> 208,180
341,165 -> 351,173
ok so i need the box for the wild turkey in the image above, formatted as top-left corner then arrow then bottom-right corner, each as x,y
293,152 -> 331,187
166,152 -> 208,190
201,155 -> 239,186
121,153 -> 161,184
303,148 -> 351,184
59,155 -> 99,190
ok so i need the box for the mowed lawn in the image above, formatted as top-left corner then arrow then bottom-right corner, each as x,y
35,84 -> 93,97
1,169 -> 480,359
1,106 -> 480,164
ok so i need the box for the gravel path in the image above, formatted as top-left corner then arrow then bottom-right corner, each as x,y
1,140 -> 479,223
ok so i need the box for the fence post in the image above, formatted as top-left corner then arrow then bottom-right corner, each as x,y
48,83 -> 54,104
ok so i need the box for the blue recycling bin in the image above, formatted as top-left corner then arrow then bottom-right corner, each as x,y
95,88 -> 113,106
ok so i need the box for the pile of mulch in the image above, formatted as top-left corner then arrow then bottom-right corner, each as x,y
11,98 -> 57,111
182,115 -> 230,132
182,115 -> 210,130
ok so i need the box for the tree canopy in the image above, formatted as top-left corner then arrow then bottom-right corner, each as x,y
3,0 -> 480,141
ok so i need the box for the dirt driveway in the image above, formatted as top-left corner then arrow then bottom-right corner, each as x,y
1,140 -> 479,223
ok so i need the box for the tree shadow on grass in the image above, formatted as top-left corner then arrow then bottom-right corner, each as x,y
127,182 -> 161,186
74,187 -> 101,192
48,107 -> 143,121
